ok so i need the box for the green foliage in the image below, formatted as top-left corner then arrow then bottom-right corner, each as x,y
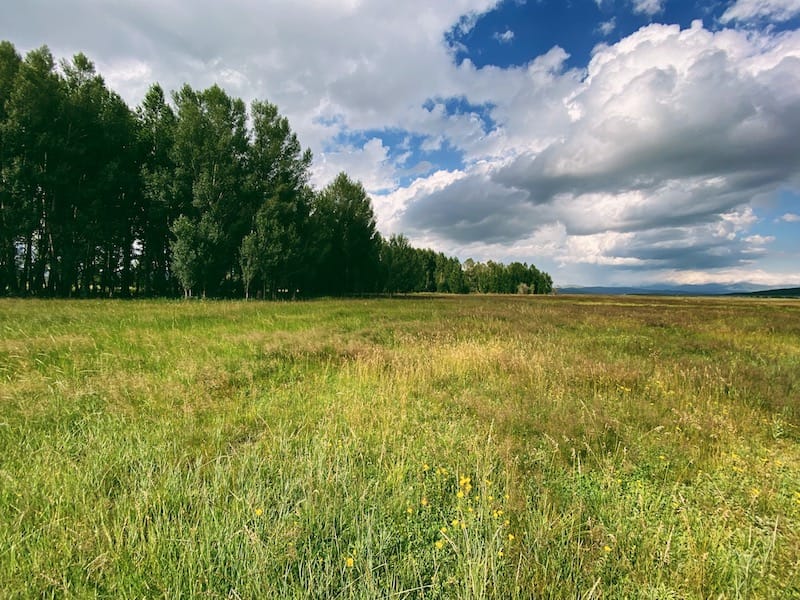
311,173 -> 383,295
0,41 -> 23,293
382,234 -> 423,293
463,259 -> 552,294
242,100 -> 314,297
380,236 -> 470,295
137,83 -> 178,296
169,214 -> 217,297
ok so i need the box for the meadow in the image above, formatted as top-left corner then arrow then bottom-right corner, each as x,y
0,295 -> 798,598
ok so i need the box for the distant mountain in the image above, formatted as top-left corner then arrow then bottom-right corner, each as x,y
555,283 -> 792,296
733,287 -> 800,298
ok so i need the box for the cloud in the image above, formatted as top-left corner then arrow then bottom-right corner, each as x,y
398,167 -> 538,244
314,137 -> 398,194
721,0 -> 800,24
494,29 -> 514,43
394,21 -> 800,282
780,212 -> 800,222
661,267 -> 800,287
631,0 -> 665,17
2,0 -> 502,191
490,23 -> 800,231
597,18 -> 616,37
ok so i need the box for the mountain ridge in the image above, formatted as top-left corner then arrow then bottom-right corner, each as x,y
556,284 -> 800,297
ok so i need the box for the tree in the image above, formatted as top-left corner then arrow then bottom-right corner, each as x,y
136,84 -> 177,296
239,227 -> 261,300
0,41 -> 22,294
243,100 -> 313,297
382,234 -> 423,294
2,46 -> 65,295
170,84 -> 248,296
435,253 -> 467,293
170,214 -> 221,297
311,173 -> 382,295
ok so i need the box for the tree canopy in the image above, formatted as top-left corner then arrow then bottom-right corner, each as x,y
0,42 -> 552,298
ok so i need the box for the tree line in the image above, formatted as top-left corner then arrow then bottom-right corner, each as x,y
0,42 -> 552,298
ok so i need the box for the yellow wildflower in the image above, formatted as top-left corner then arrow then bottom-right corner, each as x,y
508,534 -> 515,542
254,508 -> 263,517
345,557 -> 354,568
435,540 -> 444,550
603,546 -> 612,553
421,497 -> 429,507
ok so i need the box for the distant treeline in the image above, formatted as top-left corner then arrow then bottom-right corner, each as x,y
0,42 -> 552,298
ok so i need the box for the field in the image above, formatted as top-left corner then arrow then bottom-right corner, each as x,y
1,295 -> 799,598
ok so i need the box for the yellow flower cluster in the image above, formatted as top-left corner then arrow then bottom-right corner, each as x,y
421,463 -> 518,560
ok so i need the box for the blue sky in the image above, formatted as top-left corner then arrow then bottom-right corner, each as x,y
447,1 -> 785,71
3,0 -> 800,287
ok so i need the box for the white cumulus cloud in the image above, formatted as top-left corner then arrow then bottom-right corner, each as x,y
397,21 -> 800,284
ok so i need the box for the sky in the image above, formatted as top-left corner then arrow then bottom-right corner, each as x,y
3,0 -> 800,288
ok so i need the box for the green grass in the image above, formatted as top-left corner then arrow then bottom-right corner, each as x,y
1,295 -> 799,598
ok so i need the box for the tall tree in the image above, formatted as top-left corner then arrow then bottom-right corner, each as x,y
2,46 -> 65,295
136,84 -> 177,296
46,53 -> 141,297
170,84 -> 248,296
242,100 -> 313,297
311,173 -> 382,295
382,234 -> 423,294
0,41 -> 22,294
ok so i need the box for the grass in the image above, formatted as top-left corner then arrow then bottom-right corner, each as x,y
0,295 -> 798,598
